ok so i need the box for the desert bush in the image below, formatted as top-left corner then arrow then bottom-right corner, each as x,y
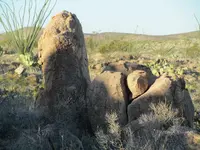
139,102 -> 182,130
185,43 -> 200,58
0,0 -> 56,66
85,32 -> 129,53
98,40 -> 136,53
146,58 -> 185,77
95,112 -> 124,150
150,102 -> 178,125
125,102 -> 184,150
86,37 -> 99,51
95,102 -> 184,150
97,39 -> 151,59
0,33 -> 16,53
0,45 -> 3,56
95,112 -> 164,150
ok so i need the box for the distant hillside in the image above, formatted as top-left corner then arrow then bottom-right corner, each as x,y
0,27 -> 199,43
86,31 -> 200,41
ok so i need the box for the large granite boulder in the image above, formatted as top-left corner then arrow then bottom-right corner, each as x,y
37,11 -> 91,136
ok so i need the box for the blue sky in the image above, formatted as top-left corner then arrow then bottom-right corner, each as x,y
0,0 -> 200,35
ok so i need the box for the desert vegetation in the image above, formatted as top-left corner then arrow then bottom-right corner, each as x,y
0,0 -> 56,66
0,1 -> 200,150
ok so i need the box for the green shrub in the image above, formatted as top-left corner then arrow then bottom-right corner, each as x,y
86,37 -> 96,50
98,40 -> 137,53
146,59 -> 185,77
0,33 -> 15,53
99,40 -> 126,53
0,0 -> 56,66
19,53 -> 35,66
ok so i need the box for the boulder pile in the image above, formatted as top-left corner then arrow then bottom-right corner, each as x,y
89,61 -> 195,131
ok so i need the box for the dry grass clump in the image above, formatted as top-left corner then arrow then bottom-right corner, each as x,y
95,102 -> 186,150
150,102 -> 178,123
95,112 -> 124,150
138,102 -> 182,130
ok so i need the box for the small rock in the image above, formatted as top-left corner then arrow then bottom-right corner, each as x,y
120,57 -> 125,60
129,55 -> 134,60
103,62 -> 110,66
94,64 -> 102,70
13,95 -> 18,98
15,65 -> 25,75
90,65 -> 95,69
11,62 -> 20,68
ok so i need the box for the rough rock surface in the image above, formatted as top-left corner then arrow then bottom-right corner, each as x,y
127,70 -> 149,99
37,11 -> 91,136
128,74 -> 194,127
102,61 -> 156,85
174,78 -> 195,127
91,61 -> 194,130
88,71 -> 129,131
128,74 -> 173,122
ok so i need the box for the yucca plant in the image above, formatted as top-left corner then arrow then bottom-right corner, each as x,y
194,14 -> 200,31
0,0 -> 57,66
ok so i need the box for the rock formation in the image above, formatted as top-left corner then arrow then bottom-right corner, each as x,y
37,11 -> 91,136
128,74 -> 194,127
35,9 -> 195,149
90,61 -> 195,131
102,61 -> 156,83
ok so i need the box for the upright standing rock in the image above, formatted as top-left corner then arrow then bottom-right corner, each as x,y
37,11 -> 91,136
